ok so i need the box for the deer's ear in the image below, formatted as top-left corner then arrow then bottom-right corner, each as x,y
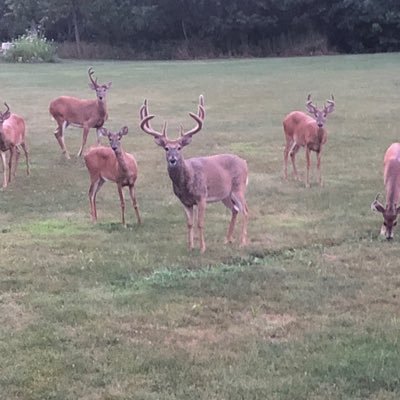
99,127 -> 108,137
371,200 -> 385,213
154,136 -> 167,147
120,126 -> 128,136
105,82 -> 112,89
179,135 -> 192,147
1,111 -> 11,121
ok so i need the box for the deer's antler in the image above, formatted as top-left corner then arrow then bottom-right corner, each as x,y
88,67 -> 98,88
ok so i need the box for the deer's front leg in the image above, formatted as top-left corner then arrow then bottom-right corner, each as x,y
8,147 -> 16,184
197,199 -> 207,253
183,205 -> 195,251
1,151 -> 7,188
305,147 -> 311,188
316,150 -> 323,187
78,125 -> 90,157
117,184 -> 126,226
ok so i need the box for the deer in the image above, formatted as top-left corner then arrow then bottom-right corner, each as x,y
84,126 -> 141,226
283,94 -> 335,188
139,95 -> 249,253
0,102 -> 30,188
371,143 -> 400,240
49,67 -> 112,159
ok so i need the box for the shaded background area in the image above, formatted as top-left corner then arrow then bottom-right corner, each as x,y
0,0 -> 399,59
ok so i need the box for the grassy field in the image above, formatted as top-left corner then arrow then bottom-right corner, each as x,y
0,53 -> 400,399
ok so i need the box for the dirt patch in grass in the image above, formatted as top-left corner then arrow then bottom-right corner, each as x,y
165,311 -> 296,351
0,293 -> 36,332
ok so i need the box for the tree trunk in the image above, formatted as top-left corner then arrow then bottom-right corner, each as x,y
71,4 -> 81,58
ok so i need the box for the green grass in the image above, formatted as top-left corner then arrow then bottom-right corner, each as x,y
1,54 -> 400,399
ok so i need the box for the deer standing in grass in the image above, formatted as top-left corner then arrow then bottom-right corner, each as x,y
49,67 -> 112,159
283,94 -> 335,188
0,103 -> 30,188
371,143 -> 400,240
139,95 -> 249,253
84,126 -> 141,226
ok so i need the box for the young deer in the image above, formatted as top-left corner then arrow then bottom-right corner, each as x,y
84,126 -> 141,226
283,94 -> 335,187
0,103 -> 30,188
139,95 -> 249,253
371,143 -> 400,240
49,67 -> 112,159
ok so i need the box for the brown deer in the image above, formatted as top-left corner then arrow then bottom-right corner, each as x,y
139,95 -> 249,253
0,103 -> 29,188
84,126 -> 142,226
49,67 -> 112,159
371,143 -> 400,240
283,94 -> 335,187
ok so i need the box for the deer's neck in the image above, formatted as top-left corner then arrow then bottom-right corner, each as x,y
97,99 -> 107,118
167,158 -> 198,204
114,148 -> 130,177
317,127 -> 326,143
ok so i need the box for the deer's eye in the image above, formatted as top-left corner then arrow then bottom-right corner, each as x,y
384,222 -> 387,227
394,221 -> 397,226
177,146 -> 182,151
165,147 -> 169,151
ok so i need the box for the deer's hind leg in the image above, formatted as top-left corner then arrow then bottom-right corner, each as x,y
289,142 -> 301,180
283,137 -> 293,180
54,119 -> 70,159
1,151 -> 7,188
20,142 -> 30,176
222,197 -> 238,244
89,177 -> 105,222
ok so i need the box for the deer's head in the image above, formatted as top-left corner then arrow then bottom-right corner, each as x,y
0,103 -> 11,132
306,94 -> 335,128
99,126 -> 128,152
371,193 -> 400,240
139,95 -> 205,169
88,67 -> 112,102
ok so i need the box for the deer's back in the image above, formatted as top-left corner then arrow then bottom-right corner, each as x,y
1,114 -> 26,149
49,96 -> 100,122
188,154 -> 248,200
384,143 -> 400,192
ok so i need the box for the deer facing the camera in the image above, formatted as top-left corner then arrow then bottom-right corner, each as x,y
283,94 -> 335,187
139,95 -> 249,253
371,143 -> 400,240
0,103 -> 30,188
49,67 -> 111,159
84,126 -> 141,226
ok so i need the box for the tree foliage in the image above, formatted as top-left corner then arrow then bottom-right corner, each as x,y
1,0 -> 399,57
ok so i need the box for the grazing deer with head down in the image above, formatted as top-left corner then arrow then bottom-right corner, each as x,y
283,94 -> 335,187
84,126 -> 142,226
0,103 -> 30,188
371,143 -> 400,240
139,95 -> 249,253
49,67 -> 112,159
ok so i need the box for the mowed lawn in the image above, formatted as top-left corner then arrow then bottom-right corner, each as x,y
0,54 -> 400,399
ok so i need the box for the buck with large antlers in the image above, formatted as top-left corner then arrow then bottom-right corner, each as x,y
283,94 -> 335,188
371,143 -> 400,240
0,103 -> 30,188
49,67 -> 112,159
84,126 -> 141,226
139,95 -> 248,253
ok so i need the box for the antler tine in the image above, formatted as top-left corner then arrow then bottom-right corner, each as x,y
88,66 -> 98,86
139,99 -> 167,139
3,102 -> 10,113
375,192 -> 382,202
181,95 -> 205,138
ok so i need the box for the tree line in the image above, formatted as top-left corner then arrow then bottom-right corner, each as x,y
1,0 -> 399,59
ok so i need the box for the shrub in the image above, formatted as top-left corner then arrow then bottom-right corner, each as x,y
2,31 -> 57,63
